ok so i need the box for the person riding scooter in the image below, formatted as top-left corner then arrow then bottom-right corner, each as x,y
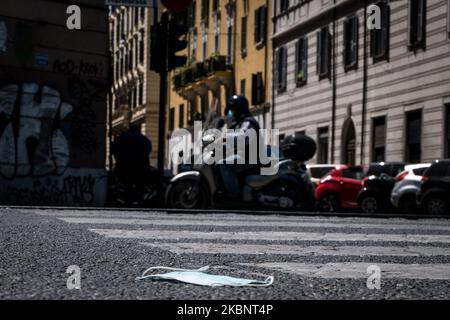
219,95 -> 261,199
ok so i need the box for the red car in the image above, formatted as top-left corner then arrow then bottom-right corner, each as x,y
315,165 -> 365,212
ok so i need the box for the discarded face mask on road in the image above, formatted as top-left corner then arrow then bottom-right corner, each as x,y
136,266 -> 274,287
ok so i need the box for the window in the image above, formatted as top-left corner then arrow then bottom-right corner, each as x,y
344,16 -> 359,71
409,0 -> 426,51
227,25 -> 234,65
188,1 -> 197,28
140,7 -> 145,22
406,110 -> 422,163
280,0 -> 290,13
169,108 -> 175,132
202,0 -> 210,23
370,1 -> 390,62
139,32 -> 144,64
445,105 -> 450,157
138,82 -> 144,106
254,6 -> 267,48
318,127 -> 329,164
317,27 -> 331,79
212,0 -> 219,12
372,116 -> 386,162
251,72 -> 265,106
134,8 -> 139,28
240,79 -> 246,96
448,0 -> 450,38
295,37 -> 308,86
241,16 -> 248,56
276,46 -> 287,93
129,46 -> 133,69
342,167 -> 365,180
179,104 -> 185,128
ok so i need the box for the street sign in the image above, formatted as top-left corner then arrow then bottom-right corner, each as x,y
105,0 -> 156,7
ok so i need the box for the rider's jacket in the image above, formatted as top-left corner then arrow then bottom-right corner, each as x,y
224,112 -> 261,165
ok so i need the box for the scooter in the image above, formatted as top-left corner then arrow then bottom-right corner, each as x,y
165,133 -> 316,211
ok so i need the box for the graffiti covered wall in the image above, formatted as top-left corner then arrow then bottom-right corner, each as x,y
0,0 -> 109,206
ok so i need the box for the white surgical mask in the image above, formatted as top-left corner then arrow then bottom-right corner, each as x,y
136,266 -> 274,287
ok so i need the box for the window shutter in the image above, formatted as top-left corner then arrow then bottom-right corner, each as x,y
327,29 -> 331,76
353,17 -> 359,65
295,40 -> 300,79
381,2 -> 390,58
370,27 -> 376,57
316,31 -> 321,75
302,37 -> 308,82
282,48 -> 288,90
252,73 -> 257,105
417,0 -> 426,45
260,6 -> 267,44
343,19 -> 349,68
258,72 -> 264,104
275,49 -> 280,90
241,16 -> 247,54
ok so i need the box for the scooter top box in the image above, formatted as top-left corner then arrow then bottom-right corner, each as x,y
280,134 -> 317,162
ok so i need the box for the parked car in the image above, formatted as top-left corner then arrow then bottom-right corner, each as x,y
390,163 -> 431,213
316,165 -> 365,212
306,164 -> 340,187
417,160 -> 450,215
357,162 -> 408,214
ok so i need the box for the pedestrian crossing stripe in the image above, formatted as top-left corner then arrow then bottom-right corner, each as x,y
139,242 -> 450,257
238,262 -> 450,280
89,229 -> 450,244
58,217 -> 450,232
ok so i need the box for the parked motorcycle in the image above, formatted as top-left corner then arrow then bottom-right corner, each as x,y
109,168 -> 172,208
165,133 -> 317,211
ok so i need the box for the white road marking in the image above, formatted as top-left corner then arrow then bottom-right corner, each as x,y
89,229 -> 450,244
140,242 -> 450,257
239,262 -> 450,280
58,217 -> 450,231
31,210 -> 450,226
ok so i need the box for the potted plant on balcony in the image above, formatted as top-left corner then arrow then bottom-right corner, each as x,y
193,61 -> 206,81
182,65 -> 194,86
296,70 -> 307,87
207,53 -> 227,74
172,71 -> 183,89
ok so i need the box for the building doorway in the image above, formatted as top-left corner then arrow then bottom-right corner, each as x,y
342,118 -> 356,165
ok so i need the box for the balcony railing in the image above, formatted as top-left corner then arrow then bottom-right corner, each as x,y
172,55 -> 232,90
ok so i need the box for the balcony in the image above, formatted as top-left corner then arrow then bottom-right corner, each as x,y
172,55 -> 233,99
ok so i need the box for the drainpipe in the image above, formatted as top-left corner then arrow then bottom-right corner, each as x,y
331,0 -> 337,163
264,0 -> 269,129
361,0 -> 368,164
271,1 -> 276,131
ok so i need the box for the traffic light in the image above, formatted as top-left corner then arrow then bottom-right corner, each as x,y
167,12 -> 188,72
150,21 -> 167,74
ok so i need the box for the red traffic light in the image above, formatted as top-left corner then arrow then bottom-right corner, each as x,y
161,0 -> 193,13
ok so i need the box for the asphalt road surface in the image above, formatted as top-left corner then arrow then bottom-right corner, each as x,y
1,207 -> 449,300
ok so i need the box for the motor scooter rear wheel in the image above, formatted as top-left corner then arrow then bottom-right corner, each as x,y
166,180 -> 209,209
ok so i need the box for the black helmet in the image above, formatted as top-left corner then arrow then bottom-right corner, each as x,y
226,95 -> 249,119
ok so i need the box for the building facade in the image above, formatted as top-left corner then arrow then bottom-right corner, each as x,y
166,0 -> 273,170
272,0 -> 450,165
0,0 -> 109,206
109,3 -> 161,167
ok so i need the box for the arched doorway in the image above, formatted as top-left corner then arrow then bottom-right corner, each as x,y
342,118 -> 356,165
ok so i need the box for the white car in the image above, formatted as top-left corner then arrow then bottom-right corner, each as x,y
306,164 -> 340,187
391,163 -> 431,213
